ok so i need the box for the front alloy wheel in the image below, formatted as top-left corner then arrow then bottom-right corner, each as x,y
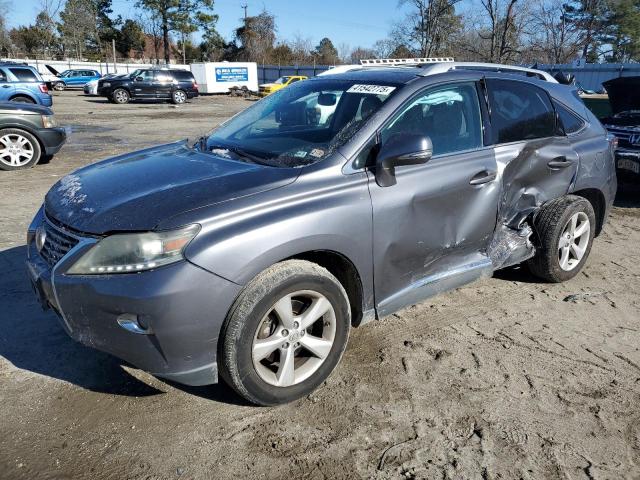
558,212 -> 590,271
0,129 -> 41,170
219,260 -> 350,406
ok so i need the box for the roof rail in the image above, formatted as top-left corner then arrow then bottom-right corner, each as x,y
417,62 -> 557,83
360,57 -> 454,66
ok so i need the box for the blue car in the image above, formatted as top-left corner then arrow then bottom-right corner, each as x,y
52,69 -> 101,91
0,62 -> 52,106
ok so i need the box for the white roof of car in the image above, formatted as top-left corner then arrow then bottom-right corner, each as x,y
318,58 -> 557,83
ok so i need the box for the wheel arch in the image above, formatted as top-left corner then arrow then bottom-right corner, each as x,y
572,188 -> 606,236
8,94 -> 37,103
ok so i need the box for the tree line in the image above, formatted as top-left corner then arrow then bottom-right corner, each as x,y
1,0 -> 639,65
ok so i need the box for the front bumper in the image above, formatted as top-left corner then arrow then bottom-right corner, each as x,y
26,211 -> 242,386
38,127 -> 67,155
615,149 -> 640,182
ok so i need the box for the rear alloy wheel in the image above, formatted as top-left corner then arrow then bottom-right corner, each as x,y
112,88 -> 130,104
528,195 -> 596,282
0,129 -> 41,171
172,89 -> 187,104
53,82 -> 65,91
10,96 -> 36,104
219,260 -> 351,406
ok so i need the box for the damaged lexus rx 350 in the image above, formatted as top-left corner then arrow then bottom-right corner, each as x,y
27,63 -> 617,405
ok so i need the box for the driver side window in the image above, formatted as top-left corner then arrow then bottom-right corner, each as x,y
381,82 -> 483,156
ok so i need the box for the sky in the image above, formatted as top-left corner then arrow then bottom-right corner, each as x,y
3,0 -> 412,49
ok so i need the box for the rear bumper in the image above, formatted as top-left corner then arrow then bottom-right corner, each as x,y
25,210 -> 242,386
38,127 -> 67,155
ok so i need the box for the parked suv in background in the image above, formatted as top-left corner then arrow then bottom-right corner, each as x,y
52,69 -> 101,91
97,68 -> 199,104
0,62 -> 52,106
27,61 -> 615,406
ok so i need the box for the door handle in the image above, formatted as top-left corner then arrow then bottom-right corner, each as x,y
547,156 -> 573,169
469,170 -> 497,185
1,85 -> 10,88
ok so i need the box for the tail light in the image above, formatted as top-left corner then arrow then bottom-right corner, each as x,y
193,81 -> 199,90
39,83 -> 48,94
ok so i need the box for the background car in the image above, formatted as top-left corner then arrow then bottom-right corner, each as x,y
84,73 -> 122,95
0,62 -> 52,106
258,75 -> 307,96
52,69 -> 101,91
97,68 -> 199,104
0,102 -> 66,170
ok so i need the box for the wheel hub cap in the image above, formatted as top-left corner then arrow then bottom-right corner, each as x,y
558,211 -> 590,271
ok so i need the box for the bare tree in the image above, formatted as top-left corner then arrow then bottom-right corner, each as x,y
142,13 -> 164,62
525,0 -> 580,63
395,0 -> 463,57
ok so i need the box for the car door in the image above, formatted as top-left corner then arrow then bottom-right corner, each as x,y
367,81 -> 500,316
153,71 -> 173,99
132,70 -> 155,98
0,68 -> 14,100
485,78 -> 580,228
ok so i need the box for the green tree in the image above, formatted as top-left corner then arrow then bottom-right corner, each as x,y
604,0 -> 640,62
313,37 -> 339,64
564,0 -> 613,60
58,0 -> 101,59
136,0 -> 217,63
116,19 -> 146,58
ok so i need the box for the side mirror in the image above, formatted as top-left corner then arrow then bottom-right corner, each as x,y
375,134 -> 432,187
135,76 -> 144,82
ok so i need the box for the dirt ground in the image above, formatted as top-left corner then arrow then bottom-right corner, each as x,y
1,91 -> 639,480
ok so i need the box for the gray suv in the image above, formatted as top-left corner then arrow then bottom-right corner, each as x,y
26,62 -> 616,405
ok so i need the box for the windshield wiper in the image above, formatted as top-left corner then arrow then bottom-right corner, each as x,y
205,142 -> 271,166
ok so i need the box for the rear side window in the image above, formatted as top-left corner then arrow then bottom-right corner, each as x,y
0,69 -> 6,82
487,79 -> 555,143
8,67 -> 38,82
555,102 -> 585,134
172,70 -> 194,82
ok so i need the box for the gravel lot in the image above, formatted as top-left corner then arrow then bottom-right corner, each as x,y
1,91 -> 639,480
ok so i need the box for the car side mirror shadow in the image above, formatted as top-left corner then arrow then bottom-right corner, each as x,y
375,134 -> 433,187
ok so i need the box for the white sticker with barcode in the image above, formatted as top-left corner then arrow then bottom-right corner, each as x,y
347,84 -> 396,95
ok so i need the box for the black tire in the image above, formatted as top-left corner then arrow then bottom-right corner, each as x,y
528,195 -> 596,283
53,82 -> 65,91
10,96 -> 36,104
112,88 -> 130,104
219,260 -> 351,406
171,89 -> 187,104
0,128 -> 42,171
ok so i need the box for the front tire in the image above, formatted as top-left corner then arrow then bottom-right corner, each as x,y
53,82 -> 65,91
528,195 -> 596,282
112,88 -> 130,104
0,128 -> 41,170
219,260 -> 351,406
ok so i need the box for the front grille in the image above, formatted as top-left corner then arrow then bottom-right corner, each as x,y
40,220 -> 79,267
604,126 -> 640,149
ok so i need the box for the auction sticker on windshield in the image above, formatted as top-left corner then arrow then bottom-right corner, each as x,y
347,84 -> 396,95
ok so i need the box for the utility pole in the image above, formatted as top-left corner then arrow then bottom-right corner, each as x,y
181,30 -> 186,65
112,39 -> 117,73
241,3 -> 248,19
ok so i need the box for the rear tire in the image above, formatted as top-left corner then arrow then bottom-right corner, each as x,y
0,128 -> 41,171
112,88 -> 130,104
171,89 -> 187,104
528,195 -> 596,283
219,260 -> 351,406
10,96 -> 36,104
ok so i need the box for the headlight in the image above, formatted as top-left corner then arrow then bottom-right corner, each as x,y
102,82 -> 111,87
67,225 -> 200,275
42,115 -> 57,128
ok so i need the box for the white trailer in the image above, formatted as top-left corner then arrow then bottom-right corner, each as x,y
190,62 -> 258,94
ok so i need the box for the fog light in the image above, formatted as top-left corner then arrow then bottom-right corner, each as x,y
117,313 -> 153,334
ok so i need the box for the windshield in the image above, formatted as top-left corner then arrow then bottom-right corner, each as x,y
128,69 -> 143,79
202,78 -> 399,167
274,76 -> 290,85
60,71 -> 73,78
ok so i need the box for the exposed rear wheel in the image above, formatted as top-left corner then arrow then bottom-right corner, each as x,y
528,195 -> 596,282
53,82 -> 65,91
10,96 -> 35,104
172,89 -> 187,104
0,128 -> 41,170
219,260 -> 351,406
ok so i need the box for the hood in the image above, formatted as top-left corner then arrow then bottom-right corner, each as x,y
45,142 -> 300,235
45,64 -> 60,76
259,83 -> 276,89
603,76 -> 640,115
0,102 -> 52,115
